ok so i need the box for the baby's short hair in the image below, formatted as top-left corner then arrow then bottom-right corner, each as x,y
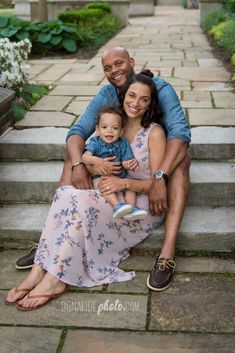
97,105 -> 126,128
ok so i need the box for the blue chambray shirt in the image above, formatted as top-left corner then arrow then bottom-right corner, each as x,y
67,77 -> 191,144
85,136 -> 134,178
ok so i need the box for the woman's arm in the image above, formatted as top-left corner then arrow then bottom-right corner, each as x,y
98,126 -> 166,196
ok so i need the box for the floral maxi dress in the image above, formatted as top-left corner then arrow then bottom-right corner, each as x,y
35,123 -> 164,287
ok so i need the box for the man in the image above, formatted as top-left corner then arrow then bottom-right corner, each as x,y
16,47 -> 191,291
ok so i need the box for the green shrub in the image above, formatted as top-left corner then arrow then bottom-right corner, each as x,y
217,20 -> 235,54
208,21 -> 226,40
225,0 -> 235,12
232,53 -> 235,66
0,2 -> 121,55
58,8 -> 104,26
13,84 -> 49,122
180,0 -> 187,8
201,10 -> 231,31
0,17 -> 86,53
84,1 -> 111,13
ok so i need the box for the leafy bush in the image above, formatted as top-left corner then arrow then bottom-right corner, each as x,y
216,20 -> 235,54
0,17 -> 86,53
201,10 -> 231,31
13,84 -> 49,122
0,2 -> 121,55
84,1 -> 111,13
209,20 -> 235,54
58,8 -> 104,26
225,0 -> 235,12
180,0 -> 187,8
232,54 -> 235,66
208,21 -> 226,40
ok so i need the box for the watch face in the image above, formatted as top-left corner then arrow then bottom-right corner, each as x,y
155,170 -> 163,178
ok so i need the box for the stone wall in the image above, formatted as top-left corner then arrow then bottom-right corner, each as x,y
29,0 -> 130,27
129,0 -> 154,16
0,88 -> 15,136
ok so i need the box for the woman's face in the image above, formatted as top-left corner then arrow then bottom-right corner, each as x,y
123,82 -> 151,121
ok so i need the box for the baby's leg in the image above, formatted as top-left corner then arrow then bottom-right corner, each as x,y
93,177 -> 120,207
125,190 -> 136,206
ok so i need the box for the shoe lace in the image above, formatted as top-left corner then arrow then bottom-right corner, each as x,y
155,258 -> 176,272
28,242 -> 38,251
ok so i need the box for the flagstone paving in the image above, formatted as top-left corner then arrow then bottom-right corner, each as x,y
0,5 -> 235,353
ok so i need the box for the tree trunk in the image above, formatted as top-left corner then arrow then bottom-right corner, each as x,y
39,0 -> 48,22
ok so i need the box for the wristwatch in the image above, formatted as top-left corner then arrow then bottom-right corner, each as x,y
154,169 -> 168,183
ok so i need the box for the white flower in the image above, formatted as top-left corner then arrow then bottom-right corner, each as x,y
0,38 -> 32,90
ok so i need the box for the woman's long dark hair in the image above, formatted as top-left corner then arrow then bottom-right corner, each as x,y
119,69 -> 162,128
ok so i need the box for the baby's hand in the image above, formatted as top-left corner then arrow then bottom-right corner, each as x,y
123,158 -> 139,172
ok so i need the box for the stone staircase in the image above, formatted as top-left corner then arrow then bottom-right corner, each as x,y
0,125 -> 234,252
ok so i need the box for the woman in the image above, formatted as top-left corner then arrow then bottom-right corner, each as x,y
5,70 -> 166,310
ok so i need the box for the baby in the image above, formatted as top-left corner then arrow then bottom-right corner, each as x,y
82,106 -> 148,220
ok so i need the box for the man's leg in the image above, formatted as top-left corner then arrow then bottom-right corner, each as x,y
147,152 -> 191,291
160,151 -> 191,258
16,156 -> 72,270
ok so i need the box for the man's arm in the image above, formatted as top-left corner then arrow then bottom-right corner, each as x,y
155,77 -> 191,145
67,135 -> 93,189
149,78 -> 191,215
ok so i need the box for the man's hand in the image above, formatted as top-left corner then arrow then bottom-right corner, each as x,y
71,165 -> 93,189
122,158 -> 139,172
149,179 -> 168,216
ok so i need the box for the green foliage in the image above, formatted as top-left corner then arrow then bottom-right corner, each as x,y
58,8 -> 104,26
0,17 -> 85,54
216,20 -> 235,54
84,1 -> 111,13
225,0 -> 235,12
232,53 -> 235,66
209,20 -> 235,54
180,0 -> 187,8
13,84 -> 49,122
208,21 -> 226,40
0,2 -> 121,55
201,10 -> 231,31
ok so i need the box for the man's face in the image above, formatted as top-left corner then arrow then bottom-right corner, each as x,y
102,50 -> 135,88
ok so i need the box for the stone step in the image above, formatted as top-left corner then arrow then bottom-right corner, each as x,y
0,127 -> 67,161
0,204 -> 234,251
1,127 -> 235,161
0,161 -> 234,205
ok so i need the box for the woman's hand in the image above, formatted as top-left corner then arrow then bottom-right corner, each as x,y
98,176 -> 127,195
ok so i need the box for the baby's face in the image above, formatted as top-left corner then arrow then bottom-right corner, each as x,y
96,113 -> 123,144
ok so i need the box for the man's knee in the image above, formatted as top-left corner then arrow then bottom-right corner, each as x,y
174,150 -> 191,177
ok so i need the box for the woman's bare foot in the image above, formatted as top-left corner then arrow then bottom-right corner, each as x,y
17,272 -> 67,310
5,264 -> 46,304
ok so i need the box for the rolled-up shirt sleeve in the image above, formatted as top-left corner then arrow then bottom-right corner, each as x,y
66,88 -> 110,141
156,78 -> 191,144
